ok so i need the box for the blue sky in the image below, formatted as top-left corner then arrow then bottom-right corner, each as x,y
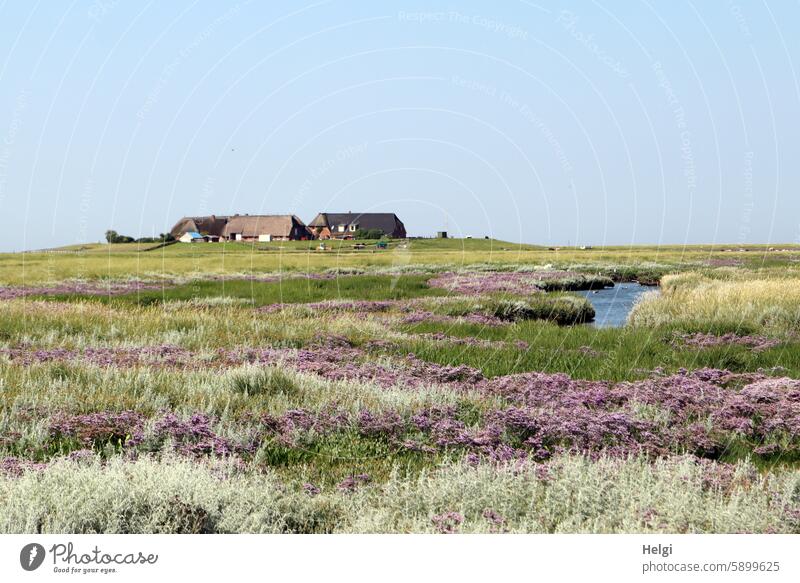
0,1 -> 798,251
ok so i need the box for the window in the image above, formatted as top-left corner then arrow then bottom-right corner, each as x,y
337,225 -> 345,232
349,224 -> 357,232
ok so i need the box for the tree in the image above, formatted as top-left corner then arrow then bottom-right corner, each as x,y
105,230 -> 134,244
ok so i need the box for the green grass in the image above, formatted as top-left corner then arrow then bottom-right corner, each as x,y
4,238 -> 799,285
393,319 -> 800,380
405,293 -> 596,325
42,274 -> 446,307
5,269 -> 800,383
43,237 -> 541,254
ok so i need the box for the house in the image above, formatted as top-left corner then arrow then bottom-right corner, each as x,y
171,215 -> 229,239
307,212 -> 406,239
221,215 -> 311,242
178,231 -> 207,243
170,214 -> 311,242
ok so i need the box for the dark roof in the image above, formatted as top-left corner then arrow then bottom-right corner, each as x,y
309,212 -> 404,234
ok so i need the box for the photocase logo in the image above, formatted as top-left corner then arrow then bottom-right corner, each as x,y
20,543 -> 46,571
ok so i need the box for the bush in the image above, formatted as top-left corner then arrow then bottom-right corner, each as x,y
354,228 -> 384,240
105,231 -> 173,244
136,233 -> 175,244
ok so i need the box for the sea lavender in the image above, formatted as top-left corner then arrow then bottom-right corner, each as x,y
673,332 -> 781,352
431,512 -> 463,534
337,473 -> 371,492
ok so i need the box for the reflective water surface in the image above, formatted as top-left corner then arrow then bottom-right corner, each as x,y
578,282 -> 659,328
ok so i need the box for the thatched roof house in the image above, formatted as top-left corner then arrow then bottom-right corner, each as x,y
308,212 -> 406,239
178,231 -> 207,243
222,215 -> 310,241
170,215 -> 229,239
170,214 -> 311,242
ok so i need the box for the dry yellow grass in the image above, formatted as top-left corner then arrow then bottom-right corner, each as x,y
629,272 -> 800,333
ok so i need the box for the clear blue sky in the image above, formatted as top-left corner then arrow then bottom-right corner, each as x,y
0,1 -> 798,251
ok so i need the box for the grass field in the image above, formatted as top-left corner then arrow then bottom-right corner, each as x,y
3,238 -> 798,285
1,239 -> 799,533
44,275 -> 447,307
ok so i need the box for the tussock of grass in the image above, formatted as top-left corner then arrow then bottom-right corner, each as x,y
229,367 -> 300,398
490,295 -> 595,324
